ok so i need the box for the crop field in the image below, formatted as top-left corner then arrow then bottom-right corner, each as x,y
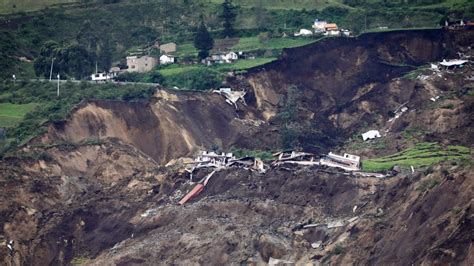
362,142 -> 471,172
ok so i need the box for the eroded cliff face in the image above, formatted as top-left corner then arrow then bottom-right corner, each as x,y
240,29 -> 463,127
39,90 -> 262,164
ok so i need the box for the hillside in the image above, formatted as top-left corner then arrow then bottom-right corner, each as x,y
0,28 -> 473,265
0,0 -> 473,81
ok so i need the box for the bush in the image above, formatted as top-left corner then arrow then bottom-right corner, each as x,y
114,72 -> 146,82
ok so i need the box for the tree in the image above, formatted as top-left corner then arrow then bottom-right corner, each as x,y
34,40 -> 60,78
76,20 -> 98,53
63,44 -> 95,80
194,20 -> 214,60
34,41 -> 94,79
98,38 -> 112,72
219,0 -> 237,37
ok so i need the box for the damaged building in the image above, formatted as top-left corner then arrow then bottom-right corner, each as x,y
320,152 -> 360,171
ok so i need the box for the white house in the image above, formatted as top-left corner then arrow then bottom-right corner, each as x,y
90,72 -> 113,82
362,130 -> 381,141
312,19 -> 327,32
160,54 -> 175,65
295,29 -> 313,36
325,30 -> 341,36
223,51 -> 238,62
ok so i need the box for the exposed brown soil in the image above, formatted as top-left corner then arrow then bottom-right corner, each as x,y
1,29 -> 473,265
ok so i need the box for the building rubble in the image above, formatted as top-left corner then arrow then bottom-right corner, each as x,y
272,151 -> 319,166
180,148 -> 394,204
187,149 -> 394,177
179,171 -> 216,205
320,152 -> 360,171
185,150 -> 269,177
213,88 -> 247,109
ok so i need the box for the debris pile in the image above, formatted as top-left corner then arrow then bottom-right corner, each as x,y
186,150 -> 269,176
213,87 -> 247,108
179,171 -> 216,205
319,152 -> 360,171
272,151 -> 319,166
185,151 -> 235,175
388,102 -> 409,123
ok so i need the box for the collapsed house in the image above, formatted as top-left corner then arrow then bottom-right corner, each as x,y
213,88 -> 246,108
227,157 -> 269,173
186,150 -> 268,176
439,59 -> 469,69
319,152 -> 360,171
273,151 -> 319,166
195,151 -> 234,167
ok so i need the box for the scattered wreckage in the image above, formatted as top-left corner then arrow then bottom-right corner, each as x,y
213,87 -> 247,109
272,151 -> 319,166
179,171 -> 216,205
185,151 -> 269,177
179,149 -> 392,204
272,151 -> 361,172
319,152 -> 360,172
186,150 -> 394,176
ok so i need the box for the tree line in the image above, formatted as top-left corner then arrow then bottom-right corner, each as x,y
34,20 -> 113,79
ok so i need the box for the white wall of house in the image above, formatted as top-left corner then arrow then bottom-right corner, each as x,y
160,55 -> 175,65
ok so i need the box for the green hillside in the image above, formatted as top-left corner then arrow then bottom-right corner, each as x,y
0,0 -> 77,14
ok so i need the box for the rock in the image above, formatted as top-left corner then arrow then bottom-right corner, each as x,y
311,241 -> 322,249
257,234 -> 291,262
392,165 -> 401,173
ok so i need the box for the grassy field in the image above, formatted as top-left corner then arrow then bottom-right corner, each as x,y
158,57 -> 277,78
0,103 -> 38,127
0,0 -> 77,14
215,57 -> 277,71
209,0 -> 347,10
362,142 -> 471,172
159,65 -> 202,77
233,36 -> 322,52
0,0 -> 344,14
175,36 -> 321,58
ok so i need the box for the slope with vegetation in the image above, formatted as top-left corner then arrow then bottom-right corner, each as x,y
0,0 -> 473,81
